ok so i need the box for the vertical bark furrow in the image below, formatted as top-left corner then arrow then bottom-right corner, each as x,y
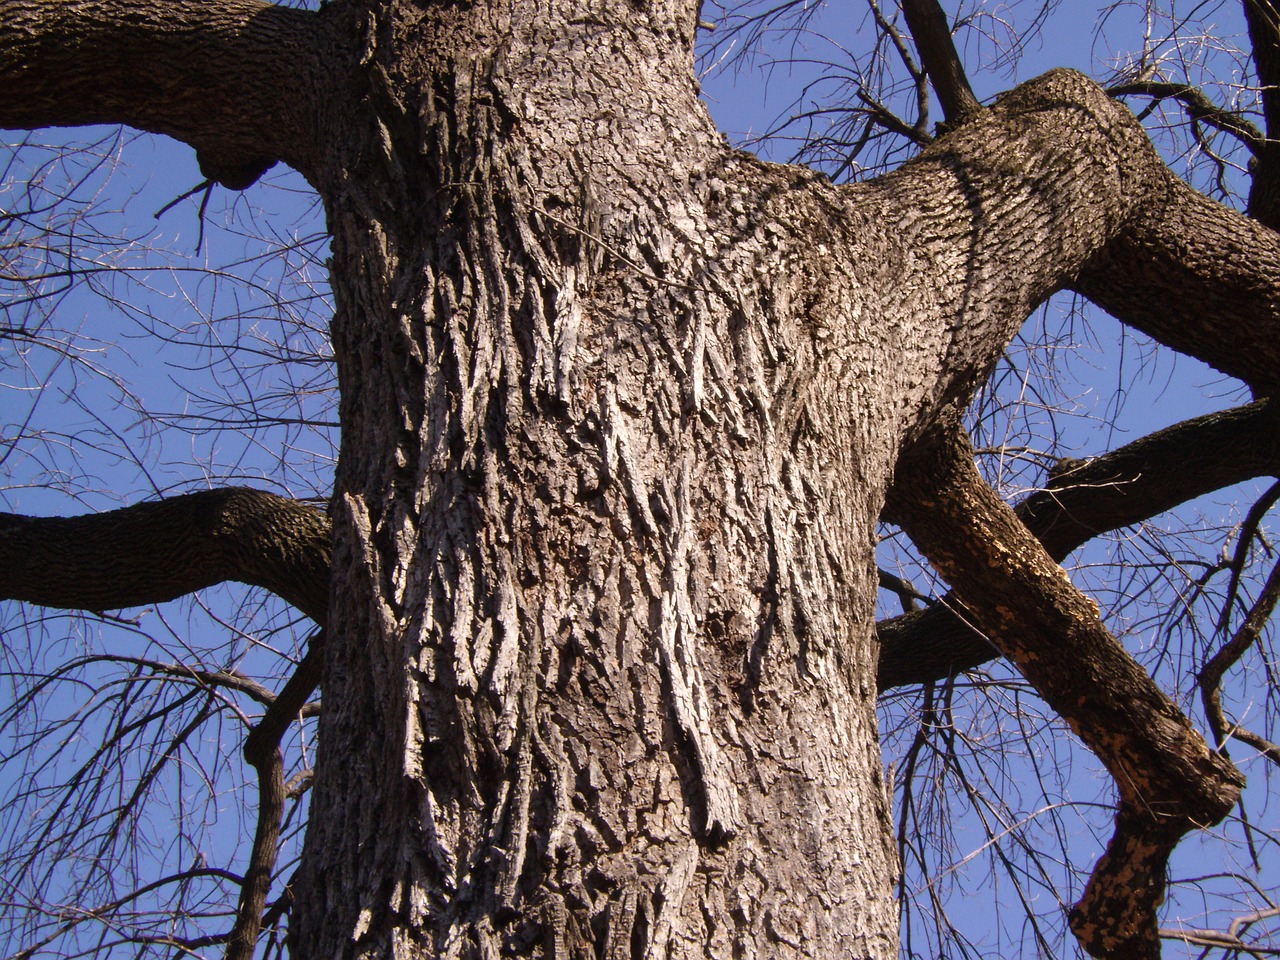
657,457 -> 743,842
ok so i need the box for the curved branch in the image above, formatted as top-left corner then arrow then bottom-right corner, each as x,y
885,417 -> 1244,959
1019,399 -> 1280,558
0,0 -> 333,186
227,724 -> 288,960
0,487 -> 331,625
0,490 -> 330,957
878,398 -> 1280,689
1200,554 -> 1280,767
1073,173 -> 1280,397
866,0 -> 931,140
224,630 -> 324,960
863,69 -> 1170,440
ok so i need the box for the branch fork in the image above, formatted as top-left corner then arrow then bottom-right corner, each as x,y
886,416 -> 1244,960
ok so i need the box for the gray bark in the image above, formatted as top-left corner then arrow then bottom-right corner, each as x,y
2,0 -> 1280,957
289,6 -> 1215,950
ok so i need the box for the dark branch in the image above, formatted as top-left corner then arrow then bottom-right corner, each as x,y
900,0 -> 982,125
0,489 -> 331,958
0,487 -> 332,625
878,398 -> 1280,689
1200,555 -> 1280,767
0,0 -> 331,186
1244,0 -> 1280,228
224,739 -> 283,960
1106,79 -> 1266,155
225,631 -> 325,960
0,486 -> 333,957
885,416 -> 1243,960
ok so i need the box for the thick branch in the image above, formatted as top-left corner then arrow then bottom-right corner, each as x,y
1245,0 -> 1280,228
0,0 -> 330,186
900,0 -> 982,125
878,398 -> 1280,689
1019,399 -> 1280,557
861,69 -> 1167,441
1073,173 -> 1280,397
0,487 -> 331,625
885,418 -> 1244,959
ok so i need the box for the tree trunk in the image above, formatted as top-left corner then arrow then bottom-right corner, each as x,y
293,4 -> 905,956
6,1 -> 1278,957
287,3 -> 1170,956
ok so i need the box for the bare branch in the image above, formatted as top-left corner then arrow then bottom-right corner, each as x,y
886,415 -> 1244,959
900,0 -> 982,125
879,398 -> 1280,689
224,632 -> 323,960
1159,922 -> 1280,955
1107,79 -> 1266,154
0,487 -> 331,625
0,0 -> 333,186
1200,553 -> 1280,765
1073,174 -> 1280,396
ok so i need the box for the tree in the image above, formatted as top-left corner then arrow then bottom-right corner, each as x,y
2,0 -> 1279,957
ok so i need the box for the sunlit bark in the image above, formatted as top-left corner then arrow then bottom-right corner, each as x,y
4,0 -> 1280,955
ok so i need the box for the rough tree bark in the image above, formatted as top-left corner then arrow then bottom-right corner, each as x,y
3,0 -> 1280,957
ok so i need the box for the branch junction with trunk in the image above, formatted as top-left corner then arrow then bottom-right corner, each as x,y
3,1 -> 1280,957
